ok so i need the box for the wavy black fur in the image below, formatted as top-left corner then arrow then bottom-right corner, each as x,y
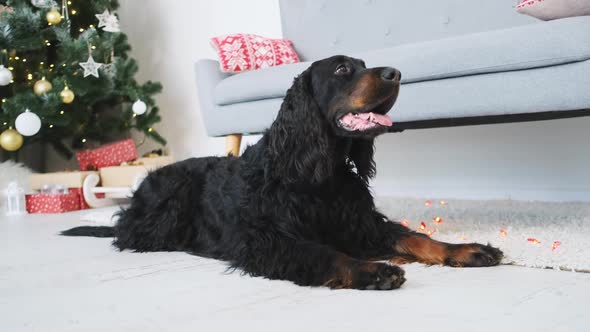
62,56 -> 503,290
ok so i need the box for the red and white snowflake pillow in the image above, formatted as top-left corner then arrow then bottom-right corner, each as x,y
516,0 -> 590,20
210,34 -> 300,73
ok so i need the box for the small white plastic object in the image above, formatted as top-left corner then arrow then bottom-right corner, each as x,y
5,181 -> 27,216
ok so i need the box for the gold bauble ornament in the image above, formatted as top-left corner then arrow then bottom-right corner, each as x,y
46,8 -> 62,25
33,78 -> 52,95
0,128 -> 24,151
60,86 -> 75,104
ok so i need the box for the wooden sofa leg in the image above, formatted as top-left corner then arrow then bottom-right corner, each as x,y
225,134 -> 242,157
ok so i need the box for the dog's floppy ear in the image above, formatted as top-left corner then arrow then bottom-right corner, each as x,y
267,67 -> 334,184
348,138 -> 376,182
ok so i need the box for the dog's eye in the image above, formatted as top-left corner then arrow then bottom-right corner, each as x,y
335,64 -> 350,75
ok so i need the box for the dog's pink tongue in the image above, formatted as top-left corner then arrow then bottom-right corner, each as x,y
356,112 -> 393,127
341,112 -> 393,130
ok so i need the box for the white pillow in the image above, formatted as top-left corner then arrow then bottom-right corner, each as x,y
516,0 -> 590,20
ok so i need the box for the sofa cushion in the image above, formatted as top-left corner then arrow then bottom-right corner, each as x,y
210,33 -> 300,73
214,16 -> 590,106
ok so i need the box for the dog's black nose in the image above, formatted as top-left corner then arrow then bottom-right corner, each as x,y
381,68 -> 401,81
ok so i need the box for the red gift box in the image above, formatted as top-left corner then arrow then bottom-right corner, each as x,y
30,172 -> 104,210
25,189 -> 81,214
69,188 -> 104,209
76,139 -> 138,171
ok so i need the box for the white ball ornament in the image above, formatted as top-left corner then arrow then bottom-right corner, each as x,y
132,100 -> 147,115
0,65 -> 13,86
15,109 -> 42,136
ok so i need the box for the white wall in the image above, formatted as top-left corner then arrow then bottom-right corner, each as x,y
117,0 -> 280,159
112,0 -> 590,201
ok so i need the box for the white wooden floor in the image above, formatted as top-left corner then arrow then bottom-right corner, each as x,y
2,211 -> 589,332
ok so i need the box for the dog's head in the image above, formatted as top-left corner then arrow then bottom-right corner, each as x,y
307,55 -> 400,138
268,55 -> 401,184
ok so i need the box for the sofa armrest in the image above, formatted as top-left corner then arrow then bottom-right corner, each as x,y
194,59 -> 230,136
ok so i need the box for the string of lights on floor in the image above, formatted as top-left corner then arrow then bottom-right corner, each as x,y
401,199 -> 562,253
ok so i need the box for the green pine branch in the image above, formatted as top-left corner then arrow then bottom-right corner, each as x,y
0,0 -> 165,159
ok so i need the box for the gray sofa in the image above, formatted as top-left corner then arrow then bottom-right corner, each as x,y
195,0 -> 590,152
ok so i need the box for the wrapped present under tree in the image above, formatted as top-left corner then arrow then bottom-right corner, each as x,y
26,188 -> 80,213
76,138 -> 137,170
29,170 -> 103,210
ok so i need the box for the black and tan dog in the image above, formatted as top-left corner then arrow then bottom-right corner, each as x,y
63,56 -> 503,290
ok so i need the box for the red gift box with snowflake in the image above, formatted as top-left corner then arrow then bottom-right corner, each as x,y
76,139 -> 138,171
25,189 -> 81,214
29,172 -> 104,210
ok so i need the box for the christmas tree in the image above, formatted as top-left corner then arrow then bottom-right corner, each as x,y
0,0 -> 165,158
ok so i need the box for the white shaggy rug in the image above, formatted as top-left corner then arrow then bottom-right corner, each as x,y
375,197 -> 590,272
81,197 -> 590,273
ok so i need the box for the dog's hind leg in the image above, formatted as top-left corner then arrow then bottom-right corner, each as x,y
236,237 -> 406,290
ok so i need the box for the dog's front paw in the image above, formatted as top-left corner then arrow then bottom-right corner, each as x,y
445,243 -> 503,267
357,263 -> 406,290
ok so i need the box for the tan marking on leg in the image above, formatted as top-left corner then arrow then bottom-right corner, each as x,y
388,256 -> 415,265
358,262 -> 379,272
324,256 -> 355,288
323,257 -> 384,289
394,234 -> 449,265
